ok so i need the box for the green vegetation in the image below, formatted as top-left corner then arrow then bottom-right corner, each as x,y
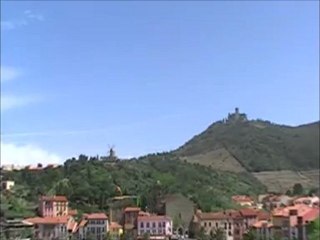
0,185 -> 36,219
2,154 -> 265,214
307,218 -> 320,240
176,120 -> 319,171
292,183 -> 304,195
209,228 -> 226,240
242,229 -> 256,240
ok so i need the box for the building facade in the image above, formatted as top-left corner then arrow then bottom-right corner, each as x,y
24,216 -> 74,240
77,213 -> 109,240
39,195 -> 69,217
137,215 -> 173,239
1,180 -> 15,191
252,205 -> 319,240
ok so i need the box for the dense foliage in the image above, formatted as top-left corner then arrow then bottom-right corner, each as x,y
307,218 -> 320,240
176,120 -> 319,171
2,154 -> 266,217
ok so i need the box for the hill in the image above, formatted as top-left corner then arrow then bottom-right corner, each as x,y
252,170 -> 319,193
175,108 -> 319,172
1,155 -> 266,218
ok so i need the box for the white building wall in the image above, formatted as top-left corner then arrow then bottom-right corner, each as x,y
84,219 -> 108,240
138,219 -> 173,236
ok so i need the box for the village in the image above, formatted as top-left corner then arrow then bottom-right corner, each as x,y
1,178 -> 319,240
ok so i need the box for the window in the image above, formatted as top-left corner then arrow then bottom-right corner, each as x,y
229,223 -> 232,229
209,222 -> 211,227
102,227 -> 105,233
224,223 -> 227,230
97,228 -> 101,233
162,222 -> 165,228
146,222 -> 150,228
141,222 -> 144,228
228,231 -> 232,236
158,222 -> 162,228
152,229 -> 156,234
152,222 -> 156,228
215,222 -> 218,228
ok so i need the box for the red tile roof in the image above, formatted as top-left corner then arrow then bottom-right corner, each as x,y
79,219 -> 88,227
24,216 -> 69,225
301,207 -> 320,222
40,195 -> 68,202
272,205 -> 311,217
85,213 -> 108,220
68,209 -> 78,216
252,220 -> 273,228
124,207 -> 141,212
240,208 -> 258,217
138,215 -> 171,221
257,210 -> 271,221
198,210 -> 239,220
232,195 -> 254,203
110,222 -> 122,229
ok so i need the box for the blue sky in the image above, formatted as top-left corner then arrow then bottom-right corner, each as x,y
1,1 -> 319,165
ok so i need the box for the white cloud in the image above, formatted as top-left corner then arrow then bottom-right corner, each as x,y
1,141 -> 62,166
1,95 -> 38,111
1,10 -> 44,31
1,66 -> 20,82
24,10 -> 44,21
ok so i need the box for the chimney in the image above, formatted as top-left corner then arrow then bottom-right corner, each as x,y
289,209 -> 298,216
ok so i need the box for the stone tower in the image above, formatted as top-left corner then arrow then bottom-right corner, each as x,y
234,107 -> 240,120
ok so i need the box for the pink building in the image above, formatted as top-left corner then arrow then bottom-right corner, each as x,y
39,195 -> 69,217
253,205 -> 320,240
25,195 -> 78,240
137,215 -> 173,239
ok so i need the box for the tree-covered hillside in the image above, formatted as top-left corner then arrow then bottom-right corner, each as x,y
176,120 -> 319,171
1,154 -> 266,218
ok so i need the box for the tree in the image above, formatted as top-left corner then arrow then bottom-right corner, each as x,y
285,189 -> 292,196
307,218 -> 320,240
196,227 -> 207,240
143,233 -> 150,240
209,228 -> 226,240
243,229 -> 256,240
104,232 -> 112,240
293,183 -> 304,195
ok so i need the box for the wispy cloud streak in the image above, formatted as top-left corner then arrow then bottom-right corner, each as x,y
1,113 -> 184,138
1,66 -> 20,82
1,95 -> 39,112
1,10 -> 44,31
